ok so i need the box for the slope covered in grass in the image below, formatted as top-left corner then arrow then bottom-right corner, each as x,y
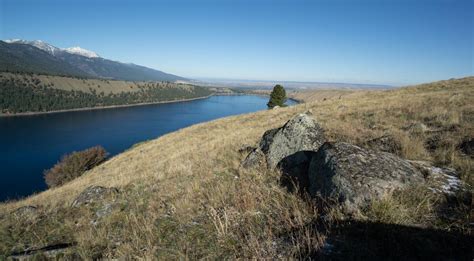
0,77 -> 472,259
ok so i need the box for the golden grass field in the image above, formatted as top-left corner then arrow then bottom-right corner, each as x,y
0,77 -> 472,259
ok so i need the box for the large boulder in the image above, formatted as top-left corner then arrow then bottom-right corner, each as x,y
241,113 -> 326,169
308,142 -> 425,214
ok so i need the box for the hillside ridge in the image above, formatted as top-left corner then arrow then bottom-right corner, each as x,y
0,40 -> 186,82
0,76 -> 472,259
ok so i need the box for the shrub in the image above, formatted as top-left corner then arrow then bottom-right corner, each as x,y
44,146 -> 108,188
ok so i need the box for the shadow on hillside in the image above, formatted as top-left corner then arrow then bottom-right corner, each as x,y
306,219 -> 473,260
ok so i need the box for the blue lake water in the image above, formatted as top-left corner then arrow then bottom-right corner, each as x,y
0,95 -> 296,201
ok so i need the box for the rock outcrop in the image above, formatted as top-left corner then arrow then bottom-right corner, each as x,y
241,113 -> 325,169
72,186 -> 121,225
308,142 -> 425,214
71,186 -> 118,207
241,113 -> 469,214
11,205 -> 39,220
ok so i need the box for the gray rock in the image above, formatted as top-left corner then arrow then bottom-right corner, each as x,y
11,206 -> 38,220
261,113 -> 325,169
72,186 -> 121,225
71,186 -> 118,207
308,142 -> 424,214
404,122 -> 429,135
409,160 -> 468,195
241,148 -> 266,169
240,113 -> 325,171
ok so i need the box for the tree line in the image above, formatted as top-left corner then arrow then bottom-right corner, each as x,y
0,78 -> 212,114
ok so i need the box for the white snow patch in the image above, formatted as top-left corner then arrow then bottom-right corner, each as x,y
64,46 -> 99,58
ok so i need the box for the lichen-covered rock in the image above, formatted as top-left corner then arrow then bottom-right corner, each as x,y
243,113 -> 325,169
71,186 -> 121,225
241,148 -> 266,169
308,142 -> 424,214
11,205 -> 38,220
409,160 -> 468,196
71,186 -> 118,207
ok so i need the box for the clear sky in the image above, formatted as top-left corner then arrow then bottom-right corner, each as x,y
1,0 -> 472,85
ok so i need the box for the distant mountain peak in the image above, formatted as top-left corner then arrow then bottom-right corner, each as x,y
4,39 -> 61,56
1,39 -> 186,81
64,46 -> 100,58
3,39 -> 100,58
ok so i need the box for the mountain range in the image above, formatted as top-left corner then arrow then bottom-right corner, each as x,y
0,40 -> 186,82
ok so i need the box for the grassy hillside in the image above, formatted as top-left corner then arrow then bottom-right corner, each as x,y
0,72 -> 212,114
0,77 -> 472,259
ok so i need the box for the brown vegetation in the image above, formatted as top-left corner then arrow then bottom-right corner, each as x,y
44,146 -> 108,188
0,77 -> 472,259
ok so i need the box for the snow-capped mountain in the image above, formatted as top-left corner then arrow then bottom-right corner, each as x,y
3,39 -> 100,58
0,39 -> 186,82
64,46 -> 99,58
4,39 -> 62,56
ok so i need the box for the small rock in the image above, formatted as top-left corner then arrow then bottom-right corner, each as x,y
71,186 -> 118,207
404,122 -> 429,135
11,205 -> 38,220
72,186 -> 121,225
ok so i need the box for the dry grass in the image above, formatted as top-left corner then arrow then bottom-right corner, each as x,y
0,76 -> 472,258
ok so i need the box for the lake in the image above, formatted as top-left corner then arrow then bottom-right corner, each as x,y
0,95 -> 296,201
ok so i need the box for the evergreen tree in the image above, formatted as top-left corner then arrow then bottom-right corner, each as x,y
267,84 -> 287,108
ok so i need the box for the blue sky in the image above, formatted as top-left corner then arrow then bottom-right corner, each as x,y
1,0 -> 472,85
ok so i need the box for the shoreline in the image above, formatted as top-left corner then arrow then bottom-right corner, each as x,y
0,93 -> 300,117
0,94 -> 214,117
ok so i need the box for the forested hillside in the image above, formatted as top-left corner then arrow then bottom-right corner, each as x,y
0,73 -> 212,114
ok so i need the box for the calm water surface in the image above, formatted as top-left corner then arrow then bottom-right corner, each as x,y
0,95 -> 296,201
